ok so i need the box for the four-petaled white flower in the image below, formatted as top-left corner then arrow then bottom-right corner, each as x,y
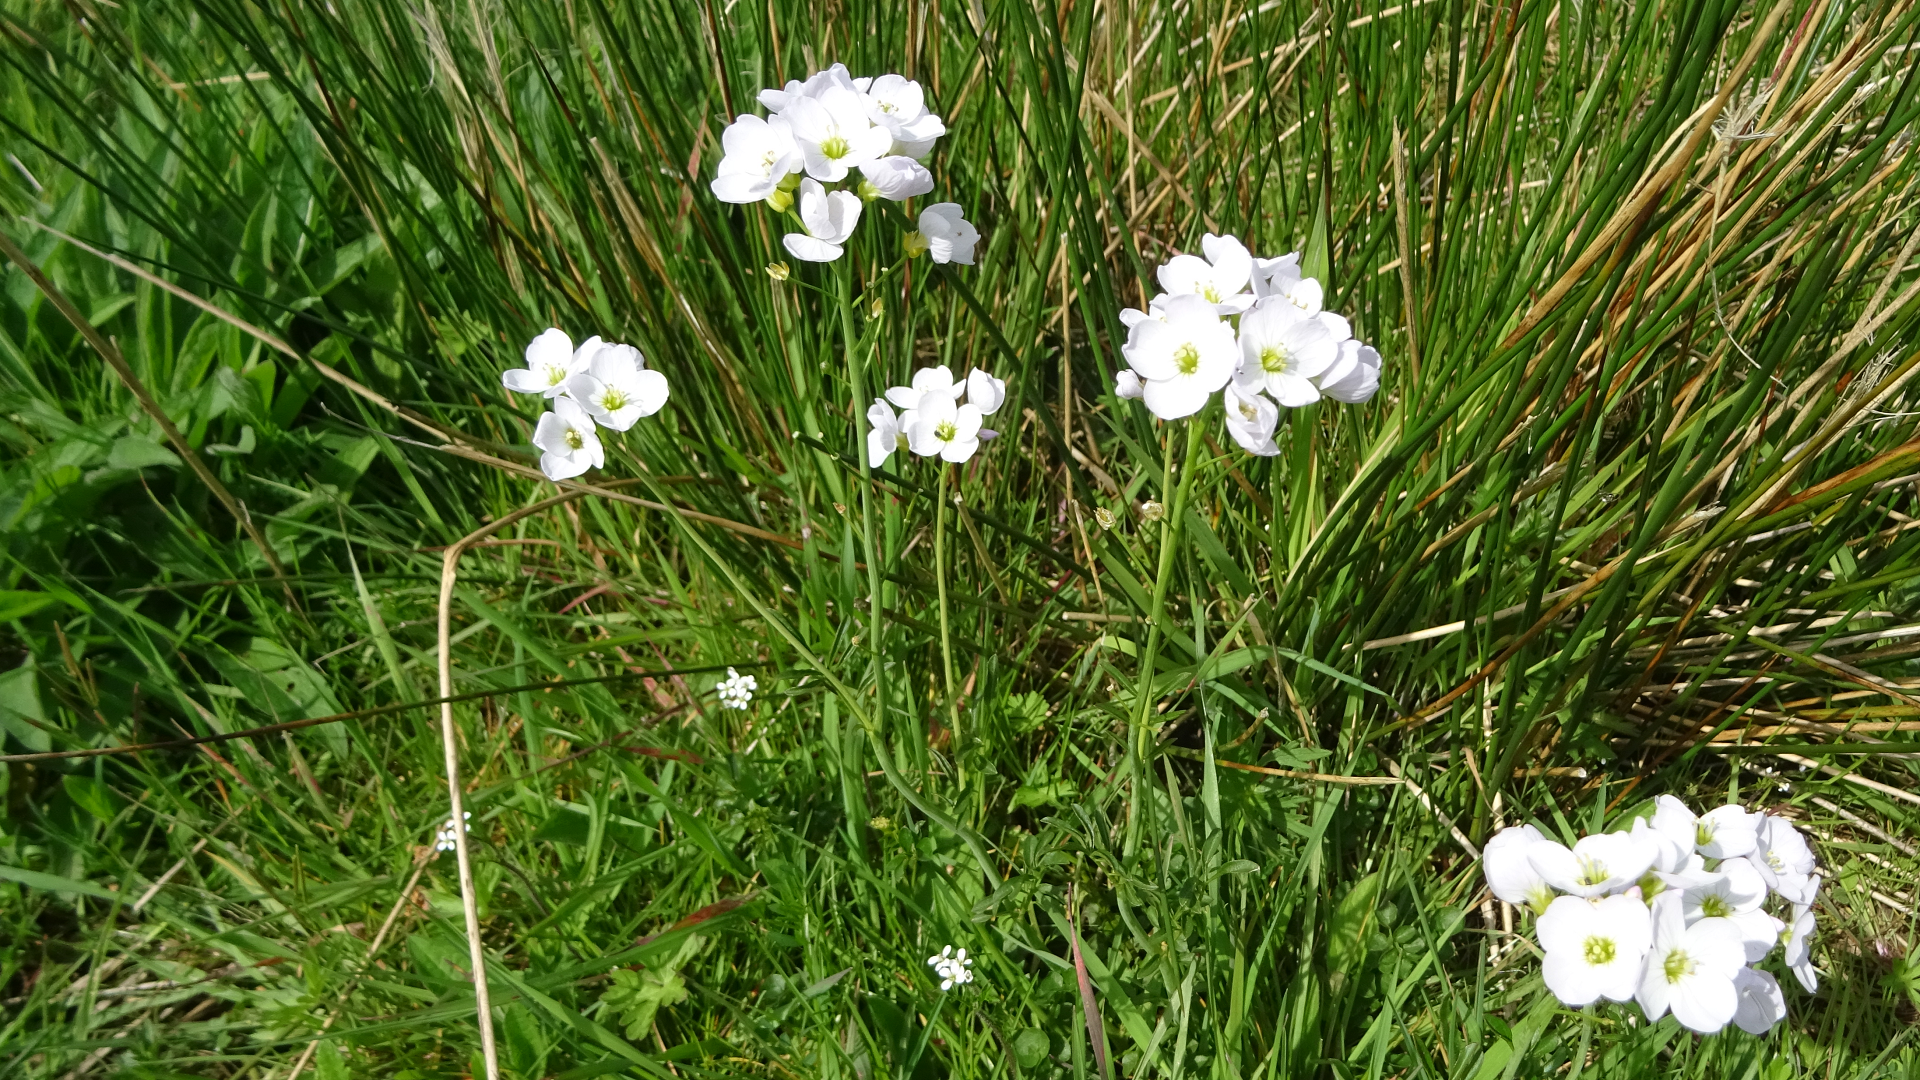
1484,824 -> 1558,914
1637,891 -> 1747,1034
784,178 -> 864,263
1527,830 -> 1658,899
1157,234 -> 1254,314
1121,294 -> 1239,420
1537,893 -> 1652,1006
864,74 -> 946,158
926,945 -> 974,991
887,365 -> 964,411
532,396 -> 604,481
434,812 -> 472,853
1693,804 -> 1762,859
1315,339 -> 1382,404
1731,967 -> 1787,1034
859,156 -> 934,201
966,368 -> 1007,416
867,398 -> 908,466
1679,858 -> 1781,962
785,88 -> 894,183
1235,297 -> 1340,408
1783,903 -> 1818,992
504,328 -> 597,398
1222,383 -> 1281,457
919,203 -> 979,265
716,667 -> 757,710
566,343 -> 669,431
710,114 -> 801,204
1748,815 -> 1817,902
757,63 -> 865,115
907,394 -> 983,463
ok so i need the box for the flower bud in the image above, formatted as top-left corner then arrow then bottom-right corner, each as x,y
1139,500 -> 1165,523
765,187 -> 795,213
765,261 -> 791,281
903,230 -> 931,259
1094,507 -> 1117,529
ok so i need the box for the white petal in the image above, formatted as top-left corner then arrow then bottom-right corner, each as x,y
1669,974 -> 1738,1034
783,234 -> 844,263
1730,968 -> 1786,1034
502,368 -> 551,394
1141,376 -> 1211,420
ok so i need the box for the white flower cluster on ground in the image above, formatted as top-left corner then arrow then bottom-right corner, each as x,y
926,945 -> 974,991
1484,796 -> 1820,1035
711,64 -> 977,265
502,329 -> 669,480
433,811 -> 471,853
1115,235 -> 1380,451
716,667 -> 757,710
867,364 -> 1006,465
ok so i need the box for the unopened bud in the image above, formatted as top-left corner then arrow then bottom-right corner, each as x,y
765,187 -> 794,213
857,179 -> 883,202
1138,500 -> 1165,523
1093,507 -> 1117,529
765,261 -> 791,281
903,229 -> 931,259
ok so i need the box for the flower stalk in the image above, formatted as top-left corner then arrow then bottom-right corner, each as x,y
935,465 -> 962,767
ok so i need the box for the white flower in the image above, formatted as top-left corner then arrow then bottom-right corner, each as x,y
1314,339 -> 1383,404
532,396 -> 604,481
1527,829 -> 1659,899
1730,967 -> 1787,1034
1252,254 -> 1326,317
1679,858 -> 1767,922
1694,804 -> 1762,859
1114,369 -> 1144,399
783,178 -> 863,263
919,203 -> 979,265
1783,903 -> 1818,992
1649,795 -> 1701,866
1157,234 -> 1254,314
1629,817 -> 1688,879
1120,293 -> 1238,420
784,87 -> 893,182
1119,297 -> 1169,328
1637,891 -> 1746,1034
504,328 -> 596,398
710,114 -> 801,203
906,394 -> 983,463
926,945 -> 974,991
859,156 -> 934,201
1483,824 -> 1558,914
966,368 -> 1007,416
716,667 -> 757,710
886,365 -> 963,411
758,63 -> 864,113
1747,815 -> 1817,900
867,398 -> 908,466
864,74 -> 946,159
1222,383 -> 1281,457
1537,893 -> 1653,1006
565,344 -> 668,431
434,812 -> 472,853
1234,297 -> 1340,408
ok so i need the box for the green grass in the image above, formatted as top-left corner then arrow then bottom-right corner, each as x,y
4,0 -> 1920,1077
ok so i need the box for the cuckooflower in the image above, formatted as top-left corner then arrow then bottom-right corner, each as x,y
1250,252 -> 1303,300
1158,234 -> 1254,314
926,946 -> 974,991
758,63 -> 865,113
1121,293 -> 1239,420
918,203 -> 979,265
1235,297 -> 1340,407
783,178 -> 863,263
1694,804 -> 1762,859
1537,893 -> 1653,1006
532,396 -> 604,481
1730,967 -> 1787,1034
867,398 -> 908,466
1649,795 -> 1702,866
1527,829 -> 1659,898
1314,339 -> 1382,404
504,328 -> 597,398
1676,859 -> 1782,961
966,368 -> 1007,416
566,343 -> 669,431
784,88 -> 893,182
859,156 -> 934,201
1484,824 -> 1558,914
1114,369 -> 1145,399
710,114 -> 801,203
886,365 -> 964,411
1222,383 -> 1281,456
1783,903 -> 1818,992
1748,815 -> 1817,901
716,668 -> 757,710
907,394 -> 983,463
864,74 -> 947,158
1637,891 -> 1746,1034
1629,818 -> 1687,891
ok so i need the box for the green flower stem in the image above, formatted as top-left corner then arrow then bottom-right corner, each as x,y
835,261 -> 890,746
1124,416 -> 1208,859
936,464 -> 962,773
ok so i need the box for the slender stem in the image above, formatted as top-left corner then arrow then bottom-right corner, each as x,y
935,465 -> 962,772
1123,417 -> 1209,858
836,264 -> 890,769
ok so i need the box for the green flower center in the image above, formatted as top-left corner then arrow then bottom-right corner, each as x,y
1202,283 -> 1221,302
1583,936 -> 1617,966
546,365 -> 568,386
936,421 -> 957,441
564,428 -> 584,450
600,388 -> 629,412
1766,851 -> 1786,873
1575,857 -> 1611,888
1697,822 -> 1715,847
1700,894 -> 1732,919
878,100 -> 898,114
820,135 -> 850,159
1663,949 -> 1694,983
1172,343 -> 1200,376
1259,345 -> 1289,374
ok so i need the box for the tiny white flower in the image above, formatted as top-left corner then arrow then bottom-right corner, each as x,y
1747,814 -> 1817,900
1730,967 -> 1787,1034
1694,804 -> 1762,859
1222,383 -> 1281,457
858,156 -> 934,201
710,114 -> 802,203
1637,891 -> 1746,1034
783,178 -> 863,263
758,63 -> 863,114
1536,893 -> 1653,1006
1483,824 -> 1558,914
1114,369 -> 1145,399
1157,234 -> 1254,314
965,368 -> 1007,416
1235,296 -> 1340,408
504,328 -> 597,398
886,365 -> 964,411
716,667 -> 757,710
785,87 -> 894,182
532,396 -> 604,481
1783,903 -> 1818,992
867,398 -> 908,466
1121,293 -> 1238,420
907,394 -> 983,463
1313,338 -> 1383,405
1527,829 -> 1659,899
919,203 -> 979,265
565,343 -> 669,431
926,945 -> 974,991
864,74 -> 947,159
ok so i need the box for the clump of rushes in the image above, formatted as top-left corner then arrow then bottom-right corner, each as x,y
1485,796 -> 1819,1034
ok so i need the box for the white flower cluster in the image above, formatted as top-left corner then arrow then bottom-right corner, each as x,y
433,812 -> 471,853
1116,235 -> 1380,451
716,667 -> 757,710
711,64 -> 977,265
926,945 -> 974,991
502,329 -> 669,480
1486,796 -> 1820,1035
867,364 -> 1006,466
